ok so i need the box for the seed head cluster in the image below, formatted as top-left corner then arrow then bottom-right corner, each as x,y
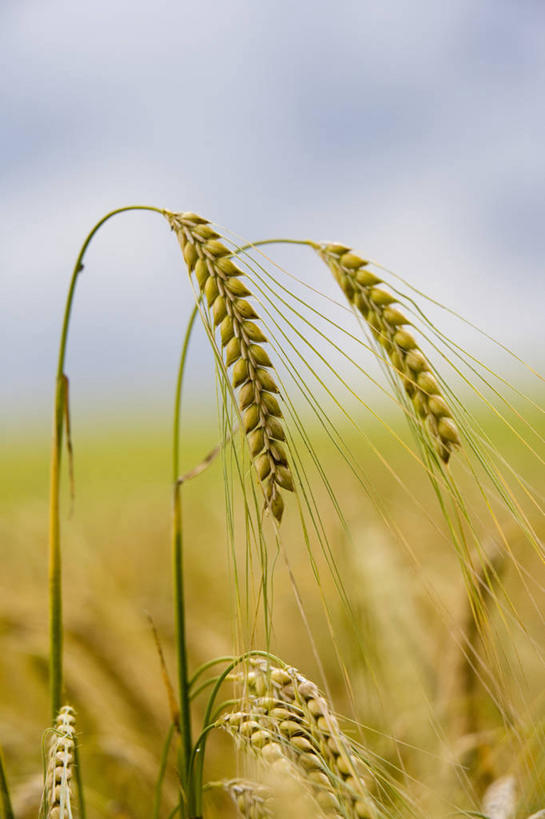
222,705 -> 343,817
316,243 -> 460,463
166,211 -> 294,521
225,659 -> 377,819
43,705 -> 75,819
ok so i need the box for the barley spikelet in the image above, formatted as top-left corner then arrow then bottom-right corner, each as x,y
222,779 -> 274,819
315,243 -> 460,463
166,211 -> 294,521
481,775 -> 516,819
221,707 -> 341,817
230,658 -> 377,819
43,705 -> 76,819
246,659 -> 376,817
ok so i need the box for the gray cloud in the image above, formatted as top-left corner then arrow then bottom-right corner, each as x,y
2,0 -> 544,427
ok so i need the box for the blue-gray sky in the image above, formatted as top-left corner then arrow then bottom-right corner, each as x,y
2,0 -> 544,431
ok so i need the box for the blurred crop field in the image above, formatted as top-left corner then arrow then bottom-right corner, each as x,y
2,397 -> 545,817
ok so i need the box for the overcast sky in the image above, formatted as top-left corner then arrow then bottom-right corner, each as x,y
2,0 -> 544,433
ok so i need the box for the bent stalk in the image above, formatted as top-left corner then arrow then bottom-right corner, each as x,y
49,205 -> 164,721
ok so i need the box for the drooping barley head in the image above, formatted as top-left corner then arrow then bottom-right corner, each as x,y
166,211 -> 294,521
315,243 -> 460,463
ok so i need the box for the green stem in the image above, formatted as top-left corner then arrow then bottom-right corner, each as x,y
190,675 -> 221,702
0,744 -> 13,819
172,304 -> 200,816
188,656 -> 235,689
230,237 -> 317,256
49,205 -> 165,721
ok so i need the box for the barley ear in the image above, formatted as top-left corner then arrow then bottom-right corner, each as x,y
222,709 -> 343,817
229,658 -> 378,819
166,211 -> 294,521
42,705 -> 76,819
257,660 -> 376,818
316,243 -> 461,463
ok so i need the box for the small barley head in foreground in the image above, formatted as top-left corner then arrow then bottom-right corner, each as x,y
43,705 -> 76,819
222,779 -> 274,819
166,211 -> 294,521
227,658 -> 377,818
316,243 -> 460,463
481,775 -> 517,819
222,707 -> 342,818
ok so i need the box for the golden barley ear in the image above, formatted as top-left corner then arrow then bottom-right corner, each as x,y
316,243 -> 461,464
42,705 -> 76,819
222,706 -> 344,817
166,211 -> 294,522
226,658 -> 378,818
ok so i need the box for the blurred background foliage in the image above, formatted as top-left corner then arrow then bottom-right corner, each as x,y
2,397 -> 545,816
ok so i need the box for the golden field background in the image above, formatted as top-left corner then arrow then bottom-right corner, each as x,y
2,398 -> 545,817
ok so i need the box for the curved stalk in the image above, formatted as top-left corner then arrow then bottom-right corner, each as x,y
231,237 -> 316,254
190,675 -> 221,702
49,205 -> 165,720
189,656 -> 235,689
